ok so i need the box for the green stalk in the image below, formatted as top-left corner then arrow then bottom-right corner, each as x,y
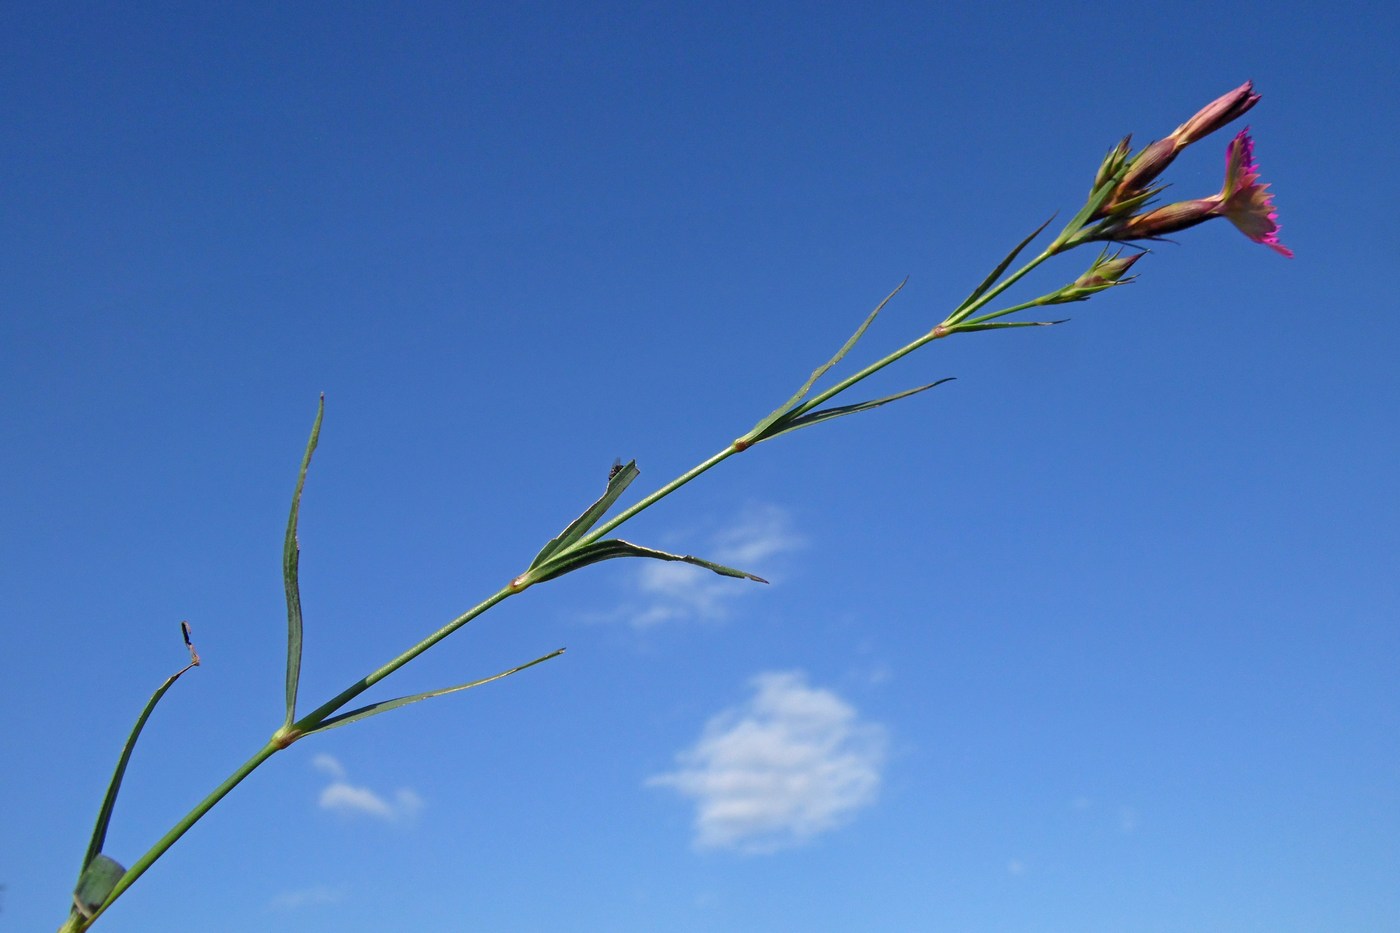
72,739 -> 281,930
941,248 -> 1055,330
67,233 -> 1080,931
575,446 -> 739,549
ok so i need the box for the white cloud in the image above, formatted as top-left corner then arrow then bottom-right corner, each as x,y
710,503 -> 805,566
620,503 -> 804,628
647,671 -> 886,853
313,754 -> 423,823
312,753 -> 346,781
270,885 -> 344,910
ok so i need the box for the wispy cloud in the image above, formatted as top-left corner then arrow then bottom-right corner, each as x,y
619,503 -> 804,628
312,753 -> 424,823
269,885 -> 344,911
647,671 -> 886,853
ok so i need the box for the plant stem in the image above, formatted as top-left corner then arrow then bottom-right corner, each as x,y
71,237 -> 1074,930
943,248 -> 1055,329
576,445 -> 739,549
76,739 -> 282,929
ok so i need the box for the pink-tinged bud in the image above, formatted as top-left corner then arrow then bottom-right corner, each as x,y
1074,250 -> 1144,289
1116,137 -> 1177,197
1169,81 -> 1261,148
1114,198 -> 1221,239
1050,249 -> 1146,303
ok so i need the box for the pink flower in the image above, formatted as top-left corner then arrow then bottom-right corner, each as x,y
1218,128 -> 1293,257
1109,128 -> 1292,257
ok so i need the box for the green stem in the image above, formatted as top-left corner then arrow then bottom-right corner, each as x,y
68,232 -> 1079,931
78,739 -> 282,928
783,248 -> 1061,423
942,248 -> 1054,330
575,445 -> 740,549
79,588 -> 517,929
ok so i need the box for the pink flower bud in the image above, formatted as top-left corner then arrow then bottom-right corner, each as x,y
1169,81 -> 1261,148
1050,249 -> 1146,303
1073,250 -> 1144,289
1114,199 -> 1221,239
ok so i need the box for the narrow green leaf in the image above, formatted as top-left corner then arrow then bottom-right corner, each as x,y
767,378 -> 955,438
527,459 -> 640,570
950,319 -> 1068,333
744,280 -> 907,442
530,538 -> 767,585
307,649 -> 565,733
80,629 -> 200,881
1051,177 -> 1126,252
283,396 -> 323,728
74,854 -> 126,919
954,217 -> 1053,314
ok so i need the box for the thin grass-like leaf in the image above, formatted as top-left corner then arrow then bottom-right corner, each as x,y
744,280 -> 906,441
953,217 -> 1053,316
79,627 -> 201,879
527,460 -> 640,570
307,648 -> 565,733
766,378 -> 955,438
283,396 -> 323,728
530,538 -> 767,585
951,319 -> 1068,333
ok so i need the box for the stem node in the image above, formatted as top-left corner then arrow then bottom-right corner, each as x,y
272,727 -> 303,750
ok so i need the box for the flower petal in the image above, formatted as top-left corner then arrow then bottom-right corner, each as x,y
1221,129 -> 1293,257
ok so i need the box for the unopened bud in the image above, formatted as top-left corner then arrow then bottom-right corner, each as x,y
1169,81 -> 1260,148
1113,197 -> 1222,240
1116,137 -> 1178,197
1050,249 -> 1145,303
1100,82 -> 1262,217
1093,136 -> 1133,191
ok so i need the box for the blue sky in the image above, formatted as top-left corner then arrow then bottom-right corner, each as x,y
3,2 -> 1397,931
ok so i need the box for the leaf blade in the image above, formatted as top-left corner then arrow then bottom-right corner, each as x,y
744,280 -> 906,441
80,628 -> 200,881
283,396 -> 323,728
527,460 -> 640,570
307,649 -> 565,733
953,216 -> 1054,316
767,378 -> 955,438
529,537 -> 767,585
950,319 -> 1068,333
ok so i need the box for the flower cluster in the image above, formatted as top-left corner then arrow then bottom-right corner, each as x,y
1072,82 -> 1291,257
